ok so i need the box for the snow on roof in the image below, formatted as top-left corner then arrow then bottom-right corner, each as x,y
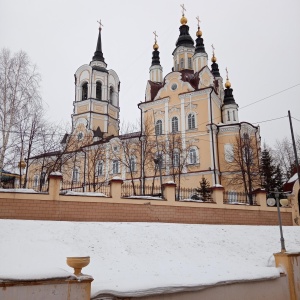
0,220 -> 299,298
288,173 -> 298,183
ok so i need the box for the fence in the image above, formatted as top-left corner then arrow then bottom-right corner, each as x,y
60,181 -> 110,196
176,187 -> 214,202
121,183 -> 162,197
25,179 -> 49,193
223,191 -> 257,205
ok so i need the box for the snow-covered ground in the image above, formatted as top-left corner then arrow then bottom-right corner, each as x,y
0,220 -> 299,298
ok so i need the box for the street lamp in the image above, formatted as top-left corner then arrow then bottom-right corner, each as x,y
267,188 -> 289,252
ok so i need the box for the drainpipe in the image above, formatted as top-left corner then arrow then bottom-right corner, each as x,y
209,87 -> 217,185
138,105 -> 144,194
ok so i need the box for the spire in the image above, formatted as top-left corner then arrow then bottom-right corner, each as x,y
92,20 -> 105,62
175,5 -> 194,48
223,68 -> 237,105
194,16 -> 206,53
151,31 -> 161,66
211,44 -> 220,77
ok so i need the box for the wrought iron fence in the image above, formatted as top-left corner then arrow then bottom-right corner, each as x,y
121,183 -> 162,197
25,178 -> 49,192
223,191 -> 257,205
60,181 -> 110,196
176,187 -> 213,202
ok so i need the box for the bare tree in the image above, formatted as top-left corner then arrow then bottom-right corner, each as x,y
0,49 -> 41,182
225,131 -> 261,205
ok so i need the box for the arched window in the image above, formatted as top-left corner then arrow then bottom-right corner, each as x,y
171,116 -> 179,133
72,167 -> 79,182
82,83 -> 88,100
96,82 -> 102,100
233,111 -> 236,121
155,120 -> 162,135
129,156 -> 136,172
180,58 -> 184,69
109,86 -> 114,104
227,111 -> 230,121
112,160 -> 119,174
96,161 -> 103,176
188,113 -> 196,130
189,148 -> 197,165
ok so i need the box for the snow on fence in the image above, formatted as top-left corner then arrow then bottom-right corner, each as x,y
24,178 -> 49,193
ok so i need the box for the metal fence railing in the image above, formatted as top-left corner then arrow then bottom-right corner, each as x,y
121,183 -> 162,197
60,181 -> 110,196
176,187 -> 213,202
223,191 -> 257,205
25,179 -> 49,193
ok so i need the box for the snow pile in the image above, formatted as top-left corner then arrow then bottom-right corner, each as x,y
124,195 -> 163,200
64,191 -> 107,197
0,220 -> 299,298
288,173 -> 298,183
0,188 -> 37,193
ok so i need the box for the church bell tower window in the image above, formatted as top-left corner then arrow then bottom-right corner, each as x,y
188,57 -> 192,69
109,86 -> 114,104
82,83 -> 88,100
96,82 -> 102,100
180,58 -> 184,70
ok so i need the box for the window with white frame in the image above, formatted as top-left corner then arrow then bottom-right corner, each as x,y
155,120 -> 162,135
72,167 -> 79,182
180,58 -> 184,69
96,82 -> 102,100
187,113 -> 196,130
129,156 -> 136,172
33,175 -> 39,187
189,148 -> 197,165
109,86 -> 114,104
233,110 -> 236,121
227,111 -> 230,121
224,144 -> 234,162
171,116 -> 179,132
96,161 -> 103,176
173,151 -> 180,167
188,57 -> 192,69
112,160 -> 119,174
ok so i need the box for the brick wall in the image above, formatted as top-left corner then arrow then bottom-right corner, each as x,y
0,198 -> 293,225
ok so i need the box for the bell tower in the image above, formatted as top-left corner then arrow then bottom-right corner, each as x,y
72,21 -> 120,139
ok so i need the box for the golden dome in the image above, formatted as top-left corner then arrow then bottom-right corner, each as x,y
18,159 -> 26,169
225,79 -> 231,88
180,15 -> 187,25
211,55 -> 217,63
196,29 -> 202,37
153,42 -> 159,50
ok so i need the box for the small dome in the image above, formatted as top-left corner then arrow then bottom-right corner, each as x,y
225,79 -> 231,88
180,15 -> 187,25
211,55 -> 217,63
153,43 -> 159,50
196,29 -> 202,37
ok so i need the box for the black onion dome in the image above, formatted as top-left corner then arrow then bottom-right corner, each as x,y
92,28 -> 105,62
223,87 -> 237,105
151,49 -> 160,66
175,25 -> 194,48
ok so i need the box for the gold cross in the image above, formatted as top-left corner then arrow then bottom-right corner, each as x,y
180,4 -> 186,15
226,67 -> 229,80
97,19 -> 103,30
196,16 -> 201,28
211,44 -> 215,55
153,31 -> 158,43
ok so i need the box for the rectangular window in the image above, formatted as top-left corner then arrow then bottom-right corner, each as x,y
113,160 -> 119,174
188,57 -> 192,69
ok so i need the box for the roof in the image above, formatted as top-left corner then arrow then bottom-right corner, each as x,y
1,220 -> 299,298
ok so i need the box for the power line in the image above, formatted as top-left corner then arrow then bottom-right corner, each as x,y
251,116 -> 287,125
292,117 -> 300,123
240,83 -> 300,110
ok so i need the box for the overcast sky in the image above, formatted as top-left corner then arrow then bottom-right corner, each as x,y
1,0 -> 299,147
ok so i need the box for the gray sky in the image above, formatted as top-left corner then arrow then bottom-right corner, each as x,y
1,0 -> 299,147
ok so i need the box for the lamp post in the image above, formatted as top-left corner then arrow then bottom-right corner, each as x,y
267,188 -> 288,252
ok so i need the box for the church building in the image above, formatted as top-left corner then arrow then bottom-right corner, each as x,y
29,7 -> 261,198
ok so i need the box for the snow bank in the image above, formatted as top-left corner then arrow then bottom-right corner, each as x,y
0,188 -> 37,193
0,220 -> 299,298
64,191 -> 107,197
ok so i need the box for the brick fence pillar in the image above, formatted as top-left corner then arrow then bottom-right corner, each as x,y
48,172 -> 63,200
109,177 -> 123,199
253,188 -> 267,208
162,182 -> 176,203
211,186 -> 224,206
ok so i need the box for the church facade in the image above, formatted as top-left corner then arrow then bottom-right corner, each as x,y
28,10 -> 261,198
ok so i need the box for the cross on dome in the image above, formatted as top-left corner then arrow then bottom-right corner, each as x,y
153,31 -> 158,43
97,19 -> 103,30
196,16 -> 201,28
180,4 -> 186,16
